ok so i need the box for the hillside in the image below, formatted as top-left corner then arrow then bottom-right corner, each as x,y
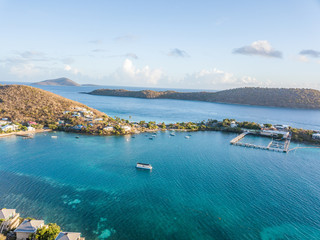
88,87 -> 320,109
32,77 -> 80,86
0,85 -> 105,123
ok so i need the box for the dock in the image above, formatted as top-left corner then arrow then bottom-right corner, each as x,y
230,132 -> 291,153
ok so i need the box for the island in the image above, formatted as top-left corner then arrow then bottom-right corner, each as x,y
32,77 -> 81,86
0,84 -> 319,149
87,87 -> 320,109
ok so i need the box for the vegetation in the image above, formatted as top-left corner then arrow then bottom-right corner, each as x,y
35,223 -> 60,240
89,87 -> 320,109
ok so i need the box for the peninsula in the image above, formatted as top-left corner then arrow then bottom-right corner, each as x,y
0,84 -> 319,148
87,87 -> 320,109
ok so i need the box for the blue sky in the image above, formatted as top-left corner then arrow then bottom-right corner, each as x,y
0,0 -> 320,90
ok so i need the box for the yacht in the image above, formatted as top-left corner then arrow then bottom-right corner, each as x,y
136,163 -> 152,170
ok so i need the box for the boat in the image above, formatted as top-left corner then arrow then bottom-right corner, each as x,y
51,136 -> 58,139
185,136 -> 190,139
170,132 -> 175,136
75,136 -> 80,139
136,163 -> 152,170
149,137 -> 154,140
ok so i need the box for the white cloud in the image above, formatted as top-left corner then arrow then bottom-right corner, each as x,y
182,68 -> 258,88
111,59 -> 164,85
64,65 -> 79,75
233,40 -> 282,58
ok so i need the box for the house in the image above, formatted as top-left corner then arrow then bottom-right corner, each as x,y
55,232 -> 84,240
230,121 -> 238,128
122,126 -> 132,132
1,124 -> 19,132
0,120 -> 10,126
63,111 -> 70,114
28,121 -> 37,126
94,118 -> 103,122
103,126 -> 114,131
0,209 -> 20,232
72,125 -> 84,131
312,133 -> 320,140
27,126 -> 35,131
1,118 -> 9,121
261,130 -> 290,139
14,219 -> 44,240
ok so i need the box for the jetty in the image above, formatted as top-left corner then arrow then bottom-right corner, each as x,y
230,132 -> 291,153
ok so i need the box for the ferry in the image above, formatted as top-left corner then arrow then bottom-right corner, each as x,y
136,163 -> 153,170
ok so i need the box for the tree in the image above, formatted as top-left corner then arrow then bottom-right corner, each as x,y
35,223 -> 60,240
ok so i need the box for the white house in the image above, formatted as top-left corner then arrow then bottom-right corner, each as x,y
15,219 -> 44,240
122,126 -> 132,132
103,126 -> 114,131
312,133 -> 320,140
0,209 -> 20,232
1,124 -> 19,132
261,130 -> 290,139
27,126 -> 35,131
55,232 -> 84,240
230,121 -> 238,128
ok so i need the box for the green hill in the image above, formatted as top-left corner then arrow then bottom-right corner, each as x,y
88,87 -> 320,109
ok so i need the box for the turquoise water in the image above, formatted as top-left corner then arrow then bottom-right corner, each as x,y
1,84 -> 320,239
1,131 -> 320,239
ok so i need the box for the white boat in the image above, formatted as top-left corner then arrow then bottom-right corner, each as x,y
51,136 -> 58,139
136,163 -> 152,170
170,132 -> 175,136
185,136 -> 190,139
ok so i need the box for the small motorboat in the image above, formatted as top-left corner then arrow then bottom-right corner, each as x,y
51,136 -> 58,139
136,163 -> 152,170
149,137 -> 154,140
185,136 -> 190,139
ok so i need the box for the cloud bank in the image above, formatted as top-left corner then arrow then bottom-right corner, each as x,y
233,40 -> 282,58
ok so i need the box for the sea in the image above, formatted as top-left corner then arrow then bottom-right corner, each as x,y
1,84 -> 320,240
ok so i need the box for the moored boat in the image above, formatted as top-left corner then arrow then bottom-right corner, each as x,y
136,163 -> 152,170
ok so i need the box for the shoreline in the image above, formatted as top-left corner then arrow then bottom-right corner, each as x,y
0,129 -> 52,138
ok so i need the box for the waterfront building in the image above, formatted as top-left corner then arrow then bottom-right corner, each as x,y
312,133 -> 320,140
55,232 -> 84,240
14,219 -> 44,240
0,209 -> 20,232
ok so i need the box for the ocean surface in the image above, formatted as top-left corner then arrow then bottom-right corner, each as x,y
1,84 -> 320,239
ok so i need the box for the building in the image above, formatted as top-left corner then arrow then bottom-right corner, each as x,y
0,209 -> 20,232
27,126 -> 35,131
55,232 -> 84,240
122,126 -> 132,132
312,133 -> 320,140
14,219 -> 44,240
260,130 -> 290,139
103,126 -> 114,131
1,124 -> 19,132
230,121 -> 238,128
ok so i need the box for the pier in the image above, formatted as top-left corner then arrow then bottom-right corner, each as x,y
230,132 -> 291,153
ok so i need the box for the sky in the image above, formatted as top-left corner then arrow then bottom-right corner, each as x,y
0,0 -> 320,90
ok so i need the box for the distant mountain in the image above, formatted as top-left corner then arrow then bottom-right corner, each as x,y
32,77 -> 80,86
81,84 -> 100,86
88,87 -> 320,109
